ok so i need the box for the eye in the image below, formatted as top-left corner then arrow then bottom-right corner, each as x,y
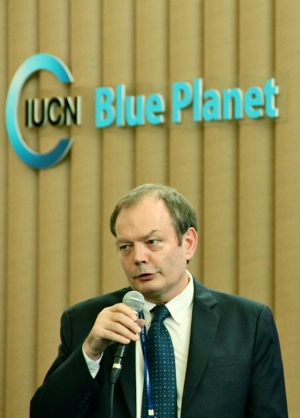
148,239 -> 159,245
119,244 -> 131,251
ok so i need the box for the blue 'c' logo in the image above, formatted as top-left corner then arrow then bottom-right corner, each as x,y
5,53 -> 74,169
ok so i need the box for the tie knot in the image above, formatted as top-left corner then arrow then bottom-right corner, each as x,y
151,304 -> 170,322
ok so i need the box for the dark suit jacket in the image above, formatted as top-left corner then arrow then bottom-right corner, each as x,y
30,278 -> 288,418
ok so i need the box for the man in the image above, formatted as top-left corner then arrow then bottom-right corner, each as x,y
30,184 -> 288,417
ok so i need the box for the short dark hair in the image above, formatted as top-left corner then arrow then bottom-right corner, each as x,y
110,183 -> 197,244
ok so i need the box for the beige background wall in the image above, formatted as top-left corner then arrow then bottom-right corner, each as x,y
0,0 -> 299,416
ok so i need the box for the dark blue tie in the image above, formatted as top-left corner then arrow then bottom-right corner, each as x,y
142,305 -> 177,418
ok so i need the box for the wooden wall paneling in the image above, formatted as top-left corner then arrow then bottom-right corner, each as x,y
69,1 -> 102,305
2,1 -> 300,415
0,2 -> 7,416
168,0 -> 203,280
36,0 -> 70,386
101,0 -> 135,294
202,0 -> 238,293
275,1 -> 300,415
5,1 -> 38,416
238,1 -> 274,306
135,0 -> 168,185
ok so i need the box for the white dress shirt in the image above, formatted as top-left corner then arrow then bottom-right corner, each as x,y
136,272 -> 194,418
83,271 -> 194,418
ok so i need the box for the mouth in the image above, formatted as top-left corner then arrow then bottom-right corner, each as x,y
136,272 -> 157,280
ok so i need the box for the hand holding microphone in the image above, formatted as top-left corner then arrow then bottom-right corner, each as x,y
83,291 -> 145,366
111,291 -> 145,383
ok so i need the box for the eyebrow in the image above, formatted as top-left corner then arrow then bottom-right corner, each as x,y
116,229 -> 162,244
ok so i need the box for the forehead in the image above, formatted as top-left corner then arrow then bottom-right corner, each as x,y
115,196 -> 174,235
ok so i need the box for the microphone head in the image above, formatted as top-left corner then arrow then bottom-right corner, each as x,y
122,291 -> 144,314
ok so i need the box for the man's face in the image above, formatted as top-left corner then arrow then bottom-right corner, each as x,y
115,196 -> 197,304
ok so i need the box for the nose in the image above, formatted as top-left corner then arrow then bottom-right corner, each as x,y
133,243 -> 148,265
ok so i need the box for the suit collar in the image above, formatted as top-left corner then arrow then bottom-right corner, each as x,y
182,278 -> 219,411
192,277 -> 218,308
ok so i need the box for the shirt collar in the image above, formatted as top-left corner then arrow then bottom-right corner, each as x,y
143,271 -> 194,325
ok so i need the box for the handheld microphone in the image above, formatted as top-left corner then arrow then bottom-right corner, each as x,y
111,291 -> 144,384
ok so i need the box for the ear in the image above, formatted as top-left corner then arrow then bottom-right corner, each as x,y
182,227 -> 198,262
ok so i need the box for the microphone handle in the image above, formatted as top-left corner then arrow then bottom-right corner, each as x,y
111,343 -> 129,384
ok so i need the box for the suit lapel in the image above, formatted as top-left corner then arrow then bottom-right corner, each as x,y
119,340 -> 136,418
182,279 -> 219,411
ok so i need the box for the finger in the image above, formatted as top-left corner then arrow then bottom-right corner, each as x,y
110,303 -> 140,321
136,318 -> 146,328
108,314 -> 143,336
102,322 -> 141,344
107,310 -> 142,334
93,312 -> 142,342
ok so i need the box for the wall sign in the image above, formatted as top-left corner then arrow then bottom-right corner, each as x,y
6,53 -> 280,169
6,54 -> 77,169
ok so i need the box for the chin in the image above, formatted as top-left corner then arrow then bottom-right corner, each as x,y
142,286 -> 165,301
